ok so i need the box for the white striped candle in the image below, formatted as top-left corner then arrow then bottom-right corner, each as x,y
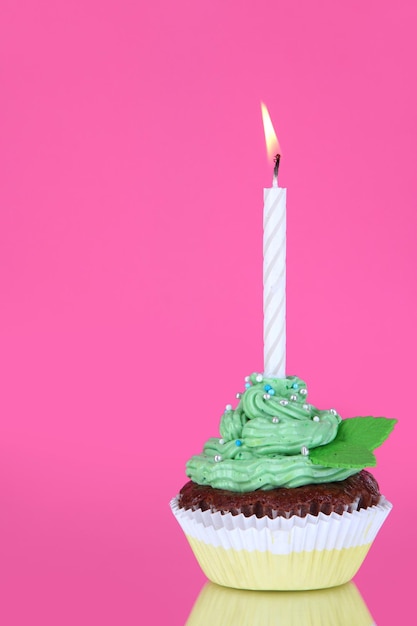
263,184 -> 286,377
261,103 -> 286,378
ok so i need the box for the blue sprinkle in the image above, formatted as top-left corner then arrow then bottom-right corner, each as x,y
269,389 -> 275,395
264,384 -> 272,392
292,383 -> 299,390
245,383 -> 251,389
235,439 -> 242,447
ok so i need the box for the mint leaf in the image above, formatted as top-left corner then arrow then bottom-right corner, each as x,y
309,416 -> 396,469
337,417 -> 397,450
310,440 -> 376,468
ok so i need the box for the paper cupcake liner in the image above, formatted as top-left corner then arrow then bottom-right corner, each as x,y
185,581 -> 375,626
171,495 -> 392,590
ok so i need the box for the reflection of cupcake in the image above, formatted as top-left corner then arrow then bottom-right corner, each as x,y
171,373 -> 396,590
185,581 -> 374,626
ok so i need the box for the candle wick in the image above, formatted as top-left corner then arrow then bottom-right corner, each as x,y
273,153 -> 281,187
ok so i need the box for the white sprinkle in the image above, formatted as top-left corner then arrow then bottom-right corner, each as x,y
280,400 -> 289,406
300,388 -> 308,396
219,438 -> 225,445
303,404 -> 310,411
263,393 -> 271,400
255,374 -> 263,382
301,446 -> 309,456
214,455 -> 222,462
313,416 -> 320,422
244,376 -> 250,382
330,409 -> 337,415
225,404 -> 232,411
236,392 -> 242,399
272,417 -> 279,423
290,394 -> 297,401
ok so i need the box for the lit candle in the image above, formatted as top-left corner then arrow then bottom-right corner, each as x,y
261,103 -> 286,378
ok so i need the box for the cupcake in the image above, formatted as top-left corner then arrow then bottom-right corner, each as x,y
171,373 -> 396,590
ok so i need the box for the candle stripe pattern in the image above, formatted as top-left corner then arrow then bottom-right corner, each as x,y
264,187 -> 287,378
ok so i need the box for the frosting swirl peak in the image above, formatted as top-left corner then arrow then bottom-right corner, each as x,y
186,374 -> 358,492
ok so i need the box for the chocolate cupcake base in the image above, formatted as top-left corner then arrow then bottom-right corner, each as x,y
178,470 -> 381,519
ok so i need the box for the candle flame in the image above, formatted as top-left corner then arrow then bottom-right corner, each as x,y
261,102 -> 281,162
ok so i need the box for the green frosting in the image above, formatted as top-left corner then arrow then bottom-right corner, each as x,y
186,374 -> 397,492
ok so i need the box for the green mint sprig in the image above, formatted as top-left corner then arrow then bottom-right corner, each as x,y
309,417 -> 397,469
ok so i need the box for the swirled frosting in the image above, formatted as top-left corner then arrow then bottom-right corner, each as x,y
186,374 -> 359,491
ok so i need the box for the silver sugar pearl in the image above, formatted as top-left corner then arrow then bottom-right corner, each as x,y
300,388 -> 308,395
219,438 -> 225,445
280,399 -> 289,406
313,416 -> 320,422
301,446 -> 309,456
330,409 -> 337,415
255,374 -> 263,382
225,404 -> 232,411
290,394 -> 298,401
272,417 -> 279,423
214,455 -> 222,462
263,393 -> 271,400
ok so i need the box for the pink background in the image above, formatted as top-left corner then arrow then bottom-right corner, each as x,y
0,1 -> 416,624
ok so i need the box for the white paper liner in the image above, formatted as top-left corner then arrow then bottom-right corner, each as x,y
171,495 -> 392,555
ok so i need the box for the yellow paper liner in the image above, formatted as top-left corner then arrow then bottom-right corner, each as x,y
171,495 -> 392,590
